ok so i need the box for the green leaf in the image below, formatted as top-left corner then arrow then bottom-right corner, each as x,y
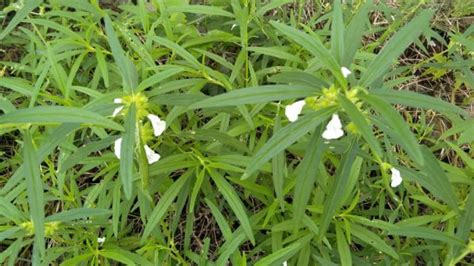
336,223 -> 352,266
136,68 -> 185,92
45,208 -> 112,223
293,127 -> 326,227
0,106 -> 123,131
151,36 -> 201,70
189,85 -> 319,109
330,0 -> 344,64
167,5 -> 234,17
350,223 -> 399,259
338,94 -> 383,159
0,77 -> 34,96
101,248 -> 153,266
120,103 -> 137,200
388,226 -> 463,246
142,172 -> 190,240
23,130 -> 45,259
270,21 -> 345,87
209,169 -> 255,245
319,139 -> 357,240
371,89 -> 468,117
104,15 -> 138,93
342,0 -> 372,67
256,0 -> 293,17
0,0 -> 42,40
359,10 -> 434,87
254,234 -> 313,266
247,46 -> 304,64
361,94 -> 424,165
243,107 -> 335,179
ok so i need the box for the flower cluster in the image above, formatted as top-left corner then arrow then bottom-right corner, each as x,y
112,93 -> 166,164
284,67 -> 404,188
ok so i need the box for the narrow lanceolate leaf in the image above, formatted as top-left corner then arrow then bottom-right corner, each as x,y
254,234 -> 313,266
0,0 -> 42,40
371,89 -> 468,117
388,226 -> 463,246
330,0 -> 344,64
209,170 -> 255,245
167,5 -> 234,17
359,10 -> 434,87
270,21 -> 345,87
342,0 -> 372,67
0,77 -> 34,96
243,107 -> 336,179
23,131 -> 45,259
142,172 -> 190,240
45,208 -> 112,223
189,85 -> 319,109
152,36 -> 201,70
418,147 -> 458,210
136,68 -> 185,92
319,139 -> 357,240
0,106 -> 123,131
247,46 -> 304,64
338,95 -> 383,159
120,103 -> 136,199
104,15 -> 138,93
350,223 -> 399,259
361,94 -> 424,165
293,127 -> 326,228
336,223 -> 352,266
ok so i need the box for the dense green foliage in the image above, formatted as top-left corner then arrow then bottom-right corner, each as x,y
0,0 -> 473,265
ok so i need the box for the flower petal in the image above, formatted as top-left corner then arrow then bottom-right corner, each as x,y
322,128 -> 344,140
285,100 -> 306,122
390,168 -> 403,187
97,237 -> 106,244
327,114 -> 342,129
114,138 -> 122,159
147,114 -> 166,136
322,114 -> 344,140
114,98 -> 123,104
341,67 -> 352,78
112,106 -> 124,117
144,145 -> 160,164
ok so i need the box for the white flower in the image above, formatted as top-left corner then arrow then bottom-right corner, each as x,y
147,114 -> 166,137
112,98 -> 124,117
390,168 -> 402,187
285,100 -> 306,122
144,145 -> 160,164
97,237 -> 106,244
322,114 -> 344,140
112,106 -> 124,117
283,261 -> 288,266
341,67 -> 352,78
114,138 -> 122,159
114,138 -> 161,164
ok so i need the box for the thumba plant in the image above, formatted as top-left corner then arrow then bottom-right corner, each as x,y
0,0 -> 472,265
